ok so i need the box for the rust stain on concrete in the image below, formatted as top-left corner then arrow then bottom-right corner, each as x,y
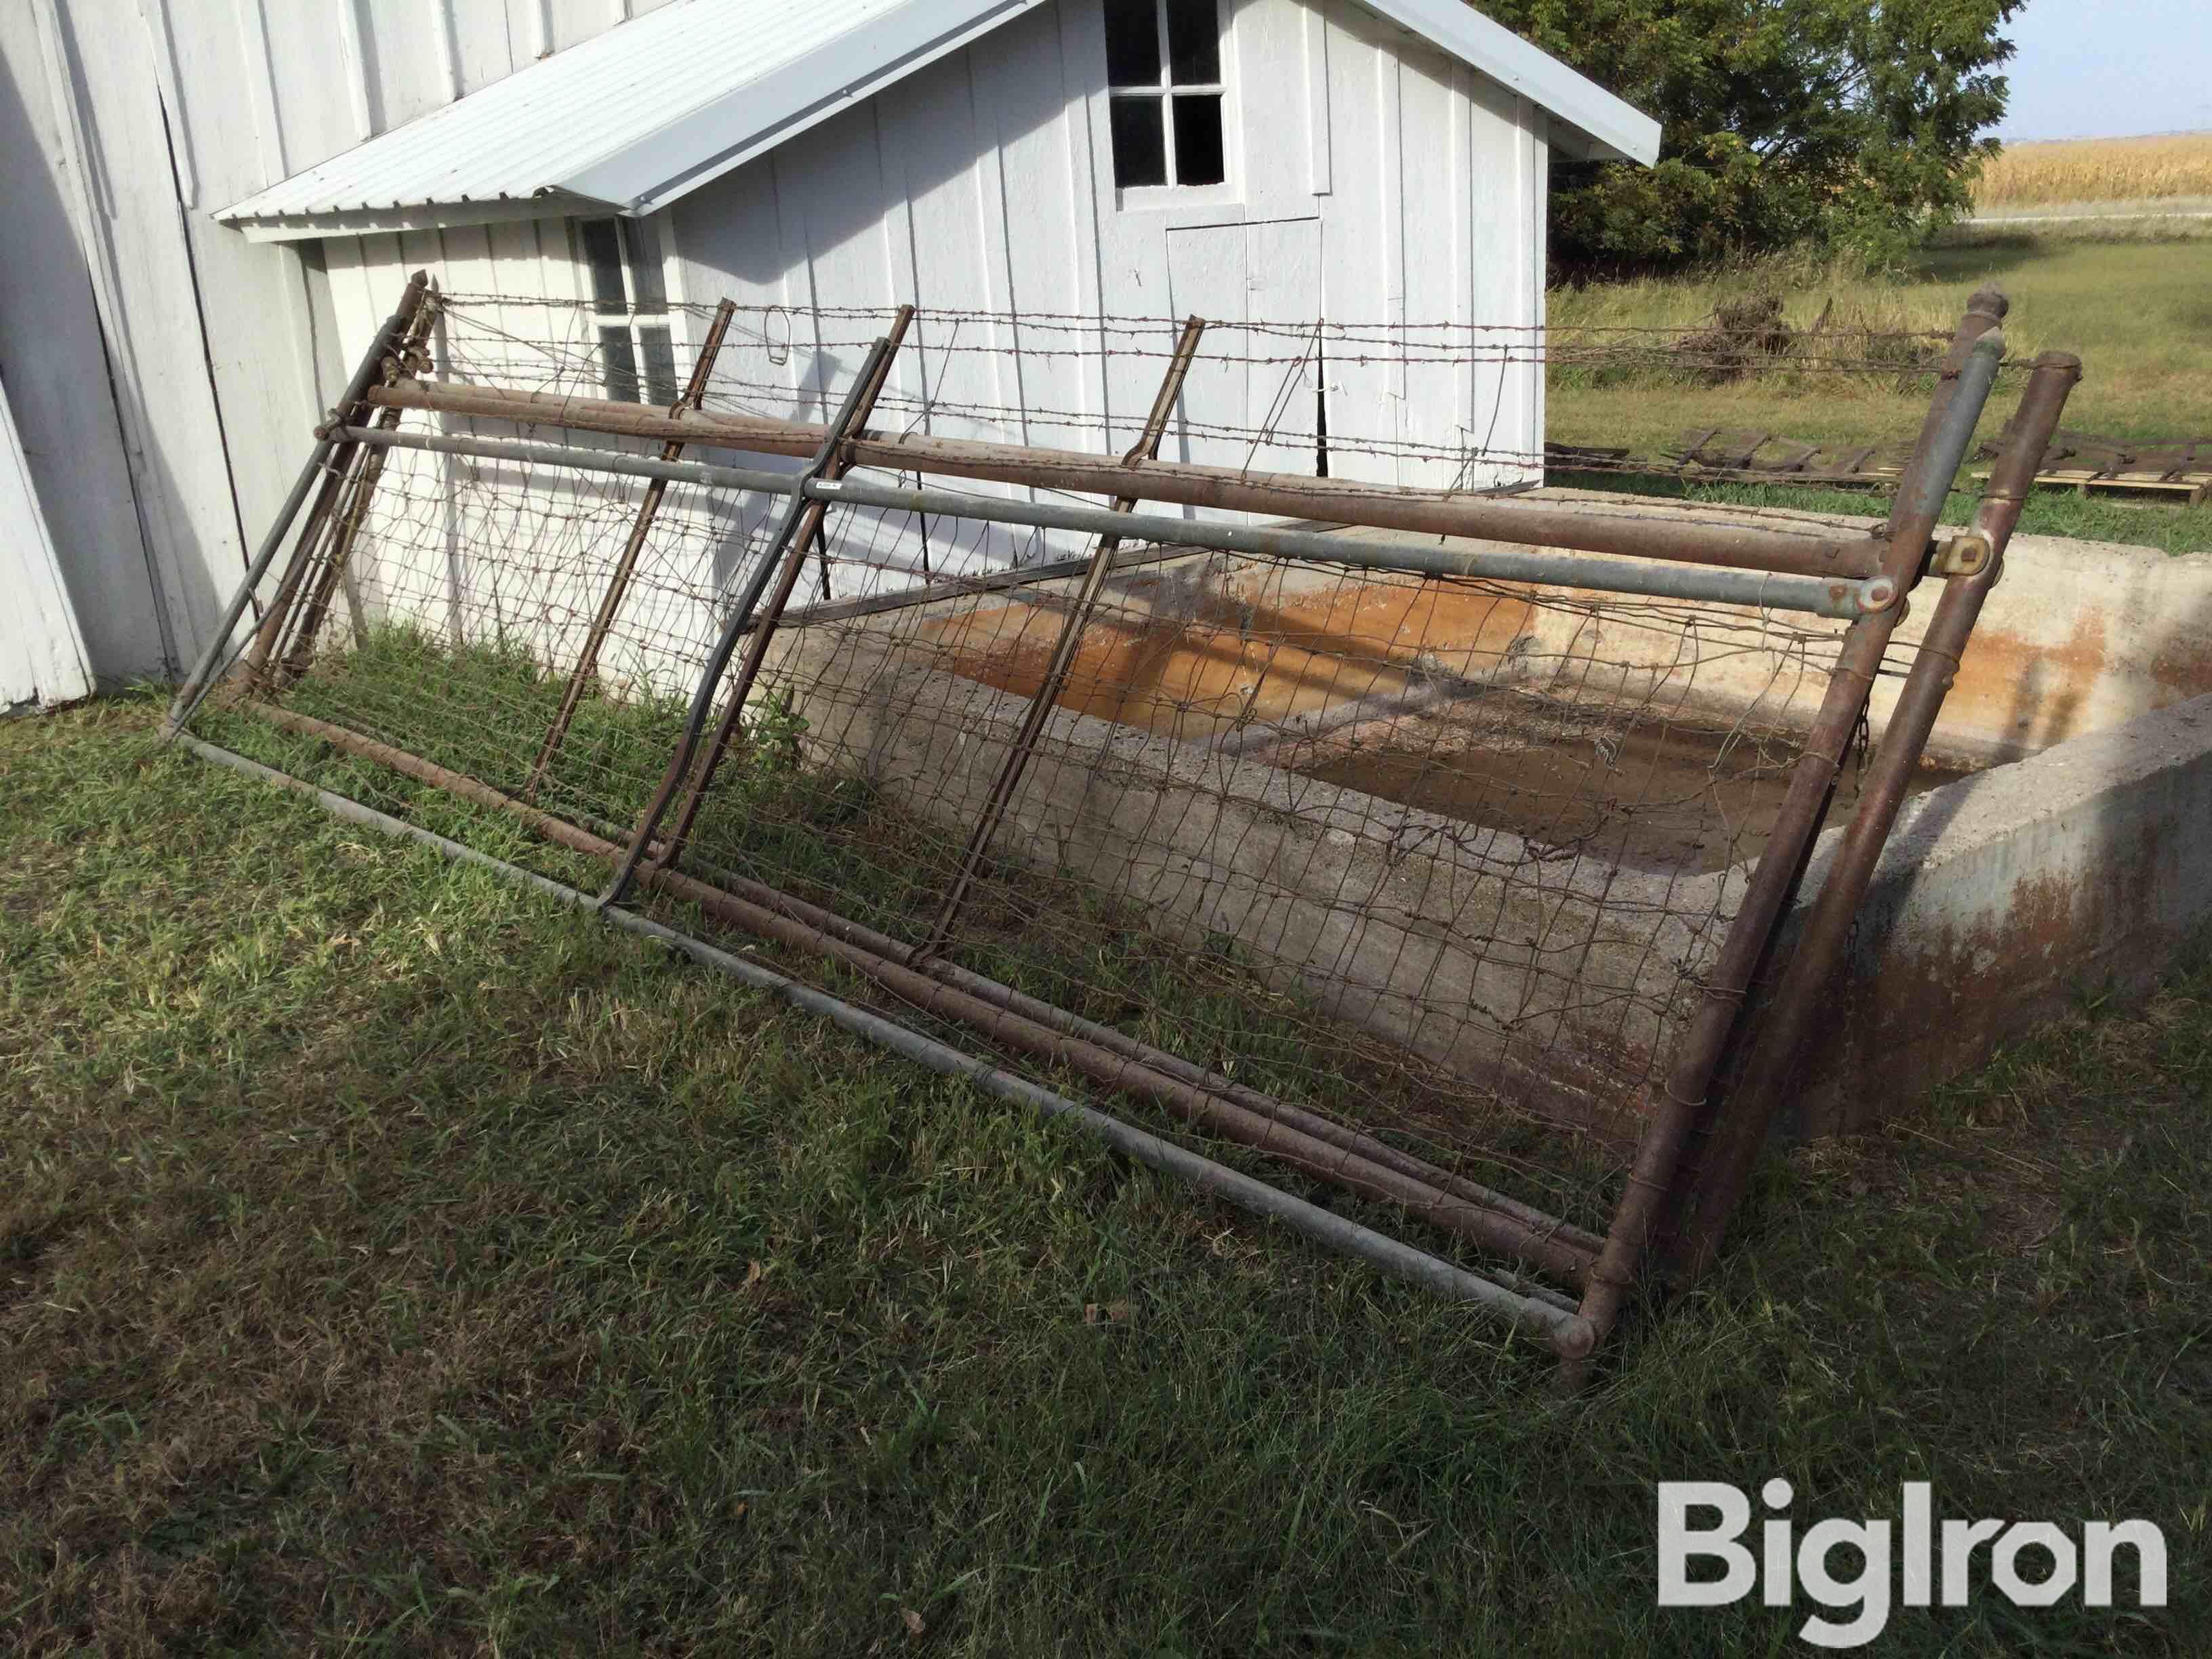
2146,630 -> 2212,701
1946,607 -> 2107,756
922,573 -> 1536,745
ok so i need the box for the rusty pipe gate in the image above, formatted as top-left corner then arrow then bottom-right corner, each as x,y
363,377 -> 1896,580
175,276 -> 2074,1377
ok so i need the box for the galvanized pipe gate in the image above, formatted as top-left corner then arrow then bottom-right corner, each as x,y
169,276 -> 2076,1378
325,424 -> 1896,620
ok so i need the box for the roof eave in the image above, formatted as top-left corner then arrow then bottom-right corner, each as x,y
1549,121 -> 1660,167
221,191 -> 619,244
1358,0 -> 1660,167
213,0 -> 1051,243
552,0 -> 1046,213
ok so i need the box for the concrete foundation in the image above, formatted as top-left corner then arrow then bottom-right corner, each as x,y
762,497 -> 2212,1139
1780,691 -> 2212,1136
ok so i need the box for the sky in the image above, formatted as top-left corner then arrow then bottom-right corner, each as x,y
1995,0 -> 2212,140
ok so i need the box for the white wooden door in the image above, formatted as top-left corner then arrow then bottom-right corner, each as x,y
1242,218 -> 1324,475
1164,217 -> 1322,482
1164,222 -> 1246,474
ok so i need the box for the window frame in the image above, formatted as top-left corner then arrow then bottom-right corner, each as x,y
575,215 -> 682,408
1104,0 -> 1235,207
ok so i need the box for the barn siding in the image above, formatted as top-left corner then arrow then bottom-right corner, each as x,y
1,375 -> 97,711
0,3 -> 170,679
319,0 -> 1547,491
3,0 -> 1551,691
0,0 -> 656,685
680,0 -> 1541,476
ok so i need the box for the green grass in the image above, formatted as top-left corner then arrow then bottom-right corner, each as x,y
1549,469 -> 2212,558
5,696 -> 2210,1654
1547,233 -> 2212,555
193,631 -> 1626,1233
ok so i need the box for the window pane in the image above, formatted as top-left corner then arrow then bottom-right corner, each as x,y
621,218 -> 668,309
1171,94 -> 1224,185
600,325 -> 640,403
1109,96 -> 1168,187
580,218 -> 628,314
1165,0 -> 1218,83
1103,0 -> 1160,85
639,325 -> 680,407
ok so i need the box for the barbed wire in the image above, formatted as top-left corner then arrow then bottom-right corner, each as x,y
443,291 -> 1988,361
424,295 -> 1991,525
187,305 -> 1963,1275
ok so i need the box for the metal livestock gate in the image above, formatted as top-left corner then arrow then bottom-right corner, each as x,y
166,276 -> 2076,1378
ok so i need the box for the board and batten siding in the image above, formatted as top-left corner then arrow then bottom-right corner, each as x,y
316,0 -> 1552,481
0,0 -> 679,687
5,0 -> 1551,699
657,0 -> 1549,493
310,0 -> 1551,674
1,375 -> 96,711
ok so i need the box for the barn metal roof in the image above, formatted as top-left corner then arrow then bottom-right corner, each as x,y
1368,0 -> 1660,165
219,0 -> 1658,241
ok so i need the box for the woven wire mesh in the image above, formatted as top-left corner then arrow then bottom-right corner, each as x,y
190,294 -> 1942,1273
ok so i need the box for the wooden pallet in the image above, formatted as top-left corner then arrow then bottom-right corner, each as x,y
1669,428 -> 1910,486
1974,423 -> 2212,507
1568,422 -> 2211,505
1542,442 -> 1634,470
1973,467 -> 2212,506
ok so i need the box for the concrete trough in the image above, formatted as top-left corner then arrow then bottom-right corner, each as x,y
761,496 -> 2212,1141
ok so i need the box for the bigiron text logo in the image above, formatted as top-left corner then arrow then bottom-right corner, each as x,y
1656,1479 -> 2167,1648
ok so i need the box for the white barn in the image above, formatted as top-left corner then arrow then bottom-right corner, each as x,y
0,0 -> 1655,699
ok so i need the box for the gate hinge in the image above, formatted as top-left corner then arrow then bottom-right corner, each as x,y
1928,530 -> 1992,578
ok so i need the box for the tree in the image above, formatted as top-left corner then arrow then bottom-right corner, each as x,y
1477,0 -> 2021,272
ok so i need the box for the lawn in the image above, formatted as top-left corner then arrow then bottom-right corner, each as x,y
4,695 -> 2207,1654
1546,468 -> 2212,559
1546,231 -> 2212,555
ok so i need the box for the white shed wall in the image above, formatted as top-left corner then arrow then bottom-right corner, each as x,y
5,0 -> 1550,695
313,0 -> 1550,630
651,0 -> 1551,491
0,0 -> 674,687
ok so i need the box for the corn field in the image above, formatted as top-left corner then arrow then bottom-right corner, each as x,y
1974,132 -> 2212,209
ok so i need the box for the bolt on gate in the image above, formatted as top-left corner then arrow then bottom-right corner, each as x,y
167,278 -> 2076,1376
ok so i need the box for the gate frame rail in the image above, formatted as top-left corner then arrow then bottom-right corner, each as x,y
172,277 -> 2078,1380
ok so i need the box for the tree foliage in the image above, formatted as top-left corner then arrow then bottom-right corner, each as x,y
1478,0 -> 2021,272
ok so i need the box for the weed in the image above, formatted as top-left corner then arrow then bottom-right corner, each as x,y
3,697 -> 2207,1654
1549,234 -> 2212,556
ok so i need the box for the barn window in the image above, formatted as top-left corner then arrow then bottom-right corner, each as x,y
577,217 -> 680,406
1103,0 -> 1225,189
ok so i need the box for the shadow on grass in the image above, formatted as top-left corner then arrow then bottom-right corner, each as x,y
0,696 -> 2205,1654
